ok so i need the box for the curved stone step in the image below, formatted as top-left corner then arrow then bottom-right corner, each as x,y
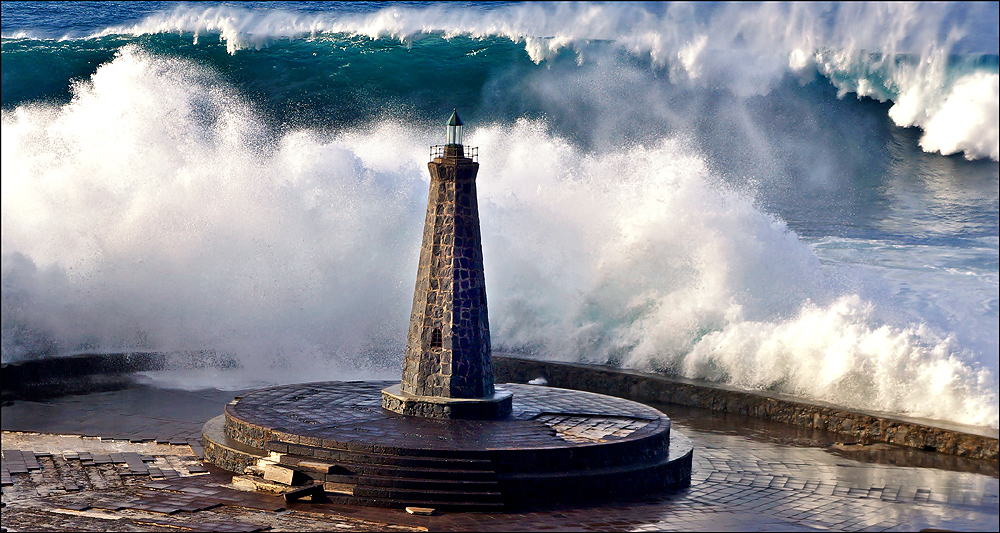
209,381 -> 693,511
271,444 -> 494,469
202,415 -> 266,474
301,460 -> 498,481
325,472 -> 500,491
353,485 -> 504,503
224,407 -> 494,461
323,494 -> 506,512
496,432 -> 694,506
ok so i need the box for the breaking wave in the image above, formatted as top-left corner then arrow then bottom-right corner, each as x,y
2,46 -> 996,427
7,2 -> 989,161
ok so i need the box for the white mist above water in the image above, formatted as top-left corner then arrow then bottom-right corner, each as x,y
1,46 -> 997,427
1,46 -> 425,378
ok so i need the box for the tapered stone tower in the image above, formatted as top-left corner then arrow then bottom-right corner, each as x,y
382,110 -> 512,419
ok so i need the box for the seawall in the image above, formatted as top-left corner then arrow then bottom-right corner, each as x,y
2,351 -> 996,462
492,355 -> 998,462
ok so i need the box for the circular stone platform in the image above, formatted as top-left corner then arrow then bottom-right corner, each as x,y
203,381 -> 692,511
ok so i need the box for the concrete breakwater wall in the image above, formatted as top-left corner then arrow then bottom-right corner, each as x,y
1,352 -> 167,400
1,351 -> 235,400
3,351 -> 996,462
492,355 -> 999,462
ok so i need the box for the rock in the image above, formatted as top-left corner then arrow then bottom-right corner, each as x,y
230,475 -> 289,494
263,463 -> 304,486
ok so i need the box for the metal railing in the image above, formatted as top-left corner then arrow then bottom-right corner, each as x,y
430,145 -> 478,162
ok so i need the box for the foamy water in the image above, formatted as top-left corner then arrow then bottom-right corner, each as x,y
58,2 -> 997,162
2,43 -> 996,427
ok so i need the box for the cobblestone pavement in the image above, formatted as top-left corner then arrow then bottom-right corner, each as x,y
2,385 -> 997,532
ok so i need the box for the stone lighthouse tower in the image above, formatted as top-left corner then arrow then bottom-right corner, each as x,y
382,110 -> 512,419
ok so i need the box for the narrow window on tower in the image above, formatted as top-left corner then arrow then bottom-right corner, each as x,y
430,328 -> 443,349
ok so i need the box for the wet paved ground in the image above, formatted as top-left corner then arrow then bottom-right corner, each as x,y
2,382 -> 997,532
225,381 -> 671,450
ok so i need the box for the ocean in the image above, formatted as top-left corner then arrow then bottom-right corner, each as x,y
2,2 -> 997,428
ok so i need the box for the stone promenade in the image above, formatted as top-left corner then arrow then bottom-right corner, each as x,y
2,385 -> 996,532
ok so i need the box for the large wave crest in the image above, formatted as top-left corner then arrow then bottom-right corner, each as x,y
57,2 -> 998,161
2,46 -> 996,426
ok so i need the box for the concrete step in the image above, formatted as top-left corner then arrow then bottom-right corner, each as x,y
290,460 -> 498,482
323,493 -> 506,512
352,485 -> 504,504
325,472 -> 500,491
267,441 -> 494,468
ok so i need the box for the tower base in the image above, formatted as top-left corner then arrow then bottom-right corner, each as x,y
203,381 -> 693,511
381,384 -> 513,419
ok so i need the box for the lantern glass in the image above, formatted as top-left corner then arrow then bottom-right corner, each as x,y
446,123 -> 463,145
446,109 -> 464,146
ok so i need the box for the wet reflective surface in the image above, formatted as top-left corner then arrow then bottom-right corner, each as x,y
2,381 -> 998,531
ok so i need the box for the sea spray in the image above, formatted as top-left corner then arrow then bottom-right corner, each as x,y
475,121 -> 998,428
2,46 -> 423,377
2,3 -> 998,427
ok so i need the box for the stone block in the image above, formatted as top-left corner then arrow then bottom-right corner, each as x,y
287,444 -> 313,457
299,436 -> 322,447
296,460 -> 335,474
265,441 -> 288,454
323,481 -> 354,495
231,474 -> 289,494
263,464 -> 303,486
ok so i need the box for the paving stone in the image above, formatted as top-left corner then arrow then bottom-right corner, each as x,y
3,386 -> 998,532
190,443 -> 205,459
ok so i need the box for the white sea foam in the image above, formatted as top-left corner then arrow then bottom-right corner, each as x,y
813,49 -> 1000,161
684,296 -> 994,427
909,71 -> 999,160
1,46 -> 426,379
2,47 -> 996,426
76,2 -> 1000,161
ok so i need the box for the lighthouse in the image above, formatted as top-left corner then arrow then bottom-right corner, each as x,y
382,110 -> 513,419
205,114 -> 692,510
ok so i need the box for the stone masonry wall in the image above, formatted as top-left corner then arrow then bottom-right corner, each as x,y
493,356 -> 999,461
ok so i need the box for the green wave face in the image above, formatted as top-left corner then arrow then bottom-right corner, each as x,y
2,33 -> 538,128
